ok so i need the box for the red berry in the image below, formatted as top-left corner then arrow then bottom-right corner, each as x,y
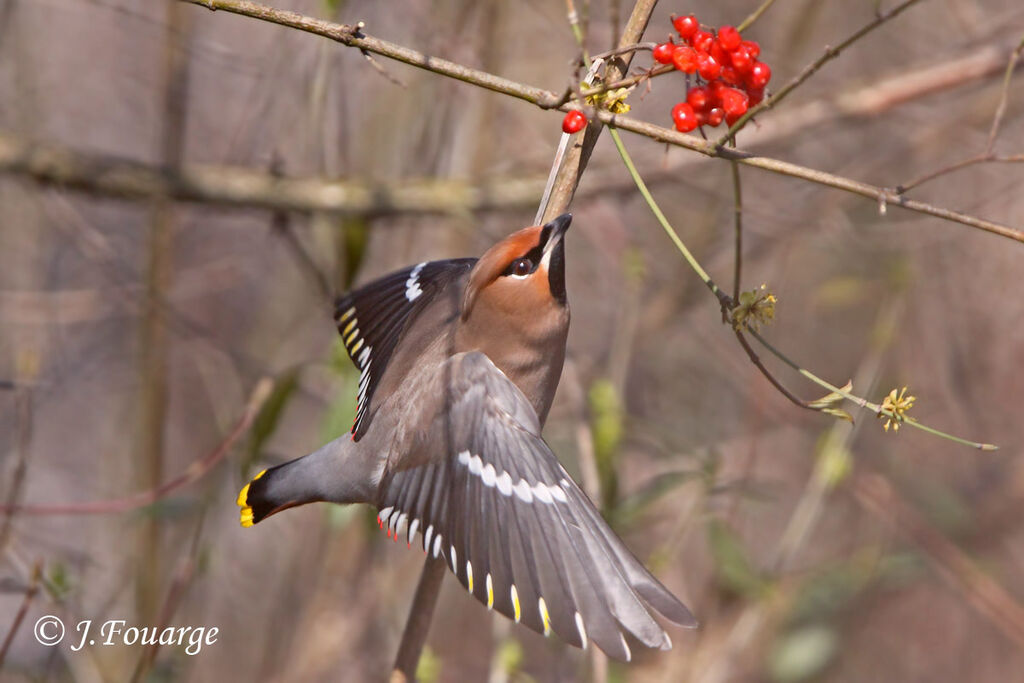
747,87 -> 765,106
718,25 -> 741,51
696,53 -> 721,80
726,110 -> 744,127
707,107 -> 725,127
653,42 -> 675,64
695,109 -> 708,127
672,45 -> 699,74
562,110 -> 587,134
686,86 -> 710,112
720,87 -> 749,117
720,66 -> 740,85
707,79 -> 727,106
709,39 -> 727,66
729,46 -> 753,72
691,30 -> 713,53
673,15 -> 699,40
748,61 -> 772,88
740,40 -> 761,59
671,102 -> 698,132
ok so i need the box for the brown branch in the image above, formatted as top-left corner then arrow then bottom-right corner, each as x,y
390,557 -> 447,682
5,34 -> 1020,241
170,0 -> 1021,242
182,0 -> 562,108
0,377 -> 272,516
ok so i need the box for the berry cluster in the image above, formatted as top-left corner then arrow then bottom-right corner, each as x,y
654,15 -> 771,133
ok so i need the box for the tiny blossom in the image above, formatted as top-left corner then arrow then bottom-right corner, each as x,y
878,386 -> 916,432
584,84 -> 632,114
731,284 -> 777,331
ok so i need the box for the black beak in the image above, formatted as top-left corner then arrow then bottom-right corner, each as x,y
541,213 -> 570,305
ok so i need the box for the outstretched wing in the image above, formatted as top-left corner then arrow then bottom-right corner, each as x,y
334,259 -> 475,439
376,352 -> 696,661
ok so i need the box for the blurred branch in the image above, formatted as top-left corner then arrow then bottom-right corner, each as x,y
0,378 -> 272,516
852,472 -> 1024,648
896,34 -> 1024,194
135,1 -> 191,622
0,560 -> 41,670
390,557 -> 447,682
0,354 -> 36,553
175,0 -> 1024,243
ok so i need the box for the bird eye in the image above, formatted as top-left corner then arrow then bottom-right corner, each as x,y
511,258 -> 532,277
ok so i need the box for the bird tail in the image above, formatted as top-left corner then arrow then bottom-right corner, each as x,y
236,464 -> 299,527
236,437 -> 376,527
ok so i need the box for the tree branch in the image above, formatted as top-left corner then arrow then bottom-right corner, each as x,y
172,0 -> 1022,243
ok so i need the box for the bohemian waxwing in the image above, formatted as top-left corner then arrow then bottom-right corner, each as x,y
237,214 -> 697,660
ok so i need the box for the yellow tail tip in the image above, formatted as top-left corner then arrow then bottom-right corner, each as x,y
237,469 -> 267,528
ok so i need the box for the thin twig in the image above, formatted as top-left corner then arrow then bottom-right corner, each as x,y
0,356 -> 36,553
0,561 -> 41,669
732,329 -> 814,410
718,0 -> 926,143
985,34 -> 1024,153
737,0 -> 780,33
0,378 -> 273,516
897,153 -> 1024,194
894,35 -> 1024,193
183,0 -> 563,108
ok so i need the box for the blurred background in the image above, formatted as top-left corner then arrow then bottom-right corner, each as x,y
1,0 -> 1023,681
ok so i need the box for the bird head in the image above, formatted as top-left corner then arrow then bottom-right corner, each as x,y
461,213 -> 571,322
456,214 -> 571,423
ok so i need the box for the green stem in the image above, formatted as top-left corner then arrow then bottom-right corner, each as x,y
608,127 -> 729,306
748,329 -> 997,451
737,0 -> 779,33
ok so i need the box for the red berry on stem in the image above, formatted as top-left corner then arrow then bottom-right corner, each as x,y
671,102 -> 698,132
562,110 -> 587,134
696,53 -> 721,80
707,107 -> 725,127
673,15 -> 700,40
653,42 -> 675,64
672,45 -> 699,74
686,86 -> 710,112
726,110 -> 744,127
747,87 -> 765,106
707,79 -> 727,106
718,25 -> 741,51
740,40 -> 761,59
748,61 -> 772,88
691,30 -> 713,53
729,46 -> 753,73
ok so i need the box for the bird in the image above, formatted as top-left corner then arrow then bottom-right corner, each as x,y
236,213 -> 697,660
